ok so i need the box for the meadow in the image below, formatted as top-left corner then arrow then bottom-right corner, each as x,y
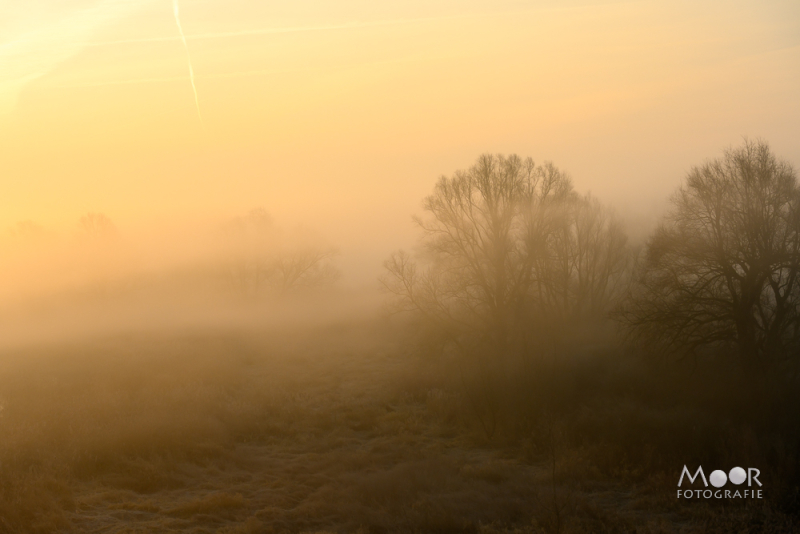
0,314 -> 796,533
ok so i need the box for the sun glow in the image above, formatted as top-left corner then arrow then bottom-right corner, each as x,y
0,0 -> 798,273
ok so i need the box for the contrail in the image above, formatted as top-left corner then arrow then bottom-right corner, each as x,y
173,0 -> 202,125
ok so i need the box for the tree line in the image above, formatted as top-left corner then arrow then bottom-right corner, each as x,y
382,139 -> 800,378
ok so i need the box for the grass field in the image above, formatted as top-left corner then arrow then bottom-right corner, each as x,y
0,320 -> 796,533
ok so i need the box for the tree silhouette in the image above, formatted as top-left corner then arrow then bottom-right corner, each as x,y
530,193 -> 630,323
223,209 -> 339,296
383,154 -> 629,348
383,155 -> 570,350
383,154 -> 630,435
619,140 -> 800,370
78,213 -> 116,239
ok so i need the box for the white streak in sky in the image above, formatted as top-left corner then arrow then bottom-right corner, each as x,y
173,0 -> 203,125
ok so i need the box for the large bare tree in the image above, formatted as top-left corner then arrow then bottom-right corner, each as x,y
619,140 -> 800,370
382,154 -> 630,436
383,154 -> 629,352
383,155 -> 567,349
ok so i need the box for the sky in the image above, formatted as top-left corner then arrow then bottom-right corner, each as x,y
1,0 -> 799,283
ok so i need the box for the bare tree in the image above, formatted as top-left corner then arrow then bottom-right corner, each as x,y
531,193 -> 630,322
383,154 -> 629,348
383,155 -> 630,434
78,213 -> 116,241
383,155 -> 574,352
271,248 -> 340,291
223,208 -> 339,296
223,208 -> 276,295
618,140 -> 800,370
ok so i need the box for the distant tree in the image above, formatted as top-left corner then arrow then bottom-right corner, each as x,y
223,208 -> 339,296
270,248 -> 340,291
618,140 -> 800,371
78,213 -> 116,241
8,221 -> 54,251
223,208 -> 275,295
13,220 -> 47,242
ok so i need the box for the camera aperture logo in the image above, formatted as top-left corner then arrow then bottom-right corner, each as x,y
677,466 -> 762,499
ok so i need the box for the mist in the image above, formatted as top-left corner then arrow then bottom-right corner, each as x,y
0,208 -> 386,351
1,1 -> 800,533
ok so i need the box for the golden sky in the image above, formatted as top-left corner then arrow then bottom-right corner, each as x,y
1,0 -> 799,264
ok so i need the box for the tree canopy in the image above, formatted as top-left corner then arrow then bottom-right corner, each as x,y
619,140 -> 800,370
383,154 -> 629,353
